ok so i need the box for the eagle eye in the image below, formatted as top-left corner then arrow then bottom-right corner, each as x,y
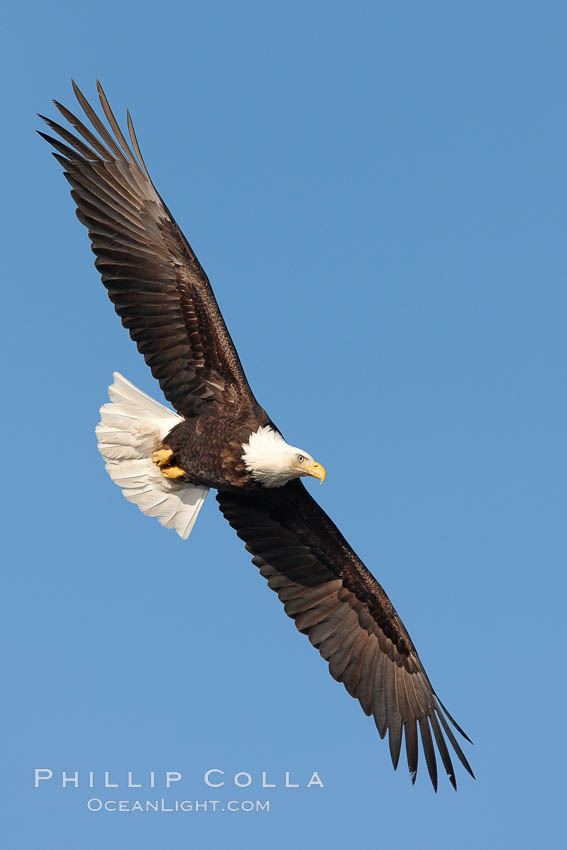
297,454 -> 305,462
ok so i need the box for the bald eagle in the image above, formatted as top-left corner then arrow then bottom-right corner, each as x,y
39,81 -> 474,791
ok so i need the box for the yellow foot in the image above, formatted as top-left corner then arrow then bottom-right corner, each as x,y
153,448 -> 174,468
160,465 -> 187,480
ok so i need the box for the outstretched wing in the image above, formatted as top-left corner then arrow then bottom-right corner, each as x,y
218,480 -> 474,791
39,81 -> 257,419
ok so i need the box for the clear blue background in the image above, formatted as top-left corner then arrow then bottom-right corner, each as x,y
2,2 -> 565,848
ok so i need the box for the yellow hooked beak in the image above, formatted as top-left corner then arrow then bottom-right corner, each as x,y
302,460 -> 327,484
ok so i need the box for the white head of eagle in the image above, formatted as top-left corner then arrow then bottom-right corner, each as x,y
242,426 -> 326,488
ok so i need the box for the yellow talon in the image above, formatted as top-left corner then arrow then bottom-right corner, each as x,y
152,448 -> 185,479
153,448 -> 174,467
160,465 -> 187,480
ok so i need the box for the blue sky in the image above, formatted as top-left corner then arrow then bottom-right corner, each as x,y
2,2 -> 566,847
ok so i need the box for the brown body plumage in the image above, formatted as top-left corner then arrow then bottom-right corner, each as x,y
165,406 -> 271,490
39,81 -> 474,790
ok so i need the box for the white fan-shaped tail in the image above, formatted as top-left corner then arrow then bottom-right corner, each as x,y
95,373 -> 208,539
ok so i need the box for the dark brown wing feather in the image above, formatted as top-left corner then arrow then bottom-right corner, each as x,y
217,480 -> 474,790
39,81 -> 257,419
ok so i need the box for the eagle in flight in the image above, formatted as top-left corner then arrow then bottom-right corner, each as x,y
39,81 -> 474,790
